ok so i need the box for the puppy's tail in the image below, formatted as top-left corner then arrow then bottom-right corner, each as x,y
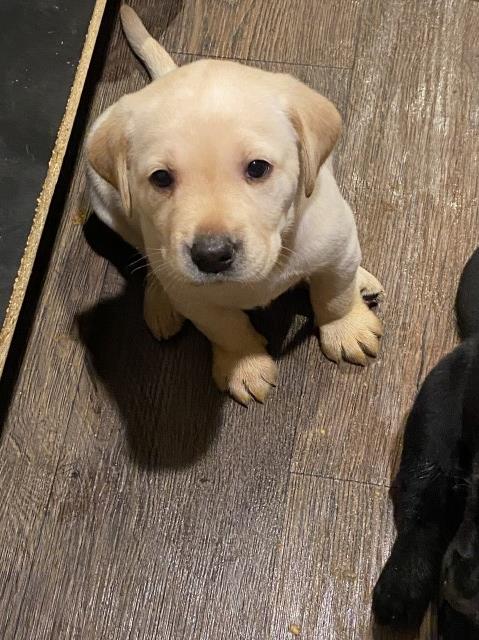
120,5 -> 176,79
456,247 -> 479,340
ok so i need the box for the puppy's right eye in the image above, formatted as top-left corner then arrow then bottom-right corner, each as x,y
150,169 -> 174,188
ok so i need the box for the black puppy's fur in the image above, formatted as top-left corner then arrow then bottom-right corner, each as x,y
373,248 -> 479,638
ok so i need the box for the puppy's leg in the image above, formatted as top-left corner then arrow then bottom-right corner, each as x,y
174,302 -> 277,404
373,475 -> 453,630
373,347 -> 468,630
144,275 -> 184,340
310,264 -> 383,365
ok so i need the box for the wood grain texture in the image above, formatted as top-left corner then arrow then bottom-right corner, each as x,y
125,0 -> 363,68
0,13 -> 158,638
268,474 -> 436,640
0,8 -> 354,639
269,475 -> 392,640
1,0 -> 476,638
292,0 -> 479,485
0,59 -> 351,640
6,264 -> 313,640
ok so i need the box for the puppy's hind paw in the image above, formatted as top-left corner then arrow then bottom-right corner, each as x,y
144,279 -> 184,340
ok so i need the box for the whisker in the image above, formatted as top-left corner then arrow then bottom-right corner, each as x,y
280,245 -> 299,259
128,254 -> 148,268
130,263 -> 149,275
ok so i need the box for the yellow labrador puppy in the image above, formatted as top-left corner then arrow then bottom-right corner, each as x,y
86,5 -> 384,404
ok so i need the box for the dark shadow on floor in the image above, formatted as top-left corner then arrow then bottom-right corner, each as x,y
78,215 -> 313,471
77,279 -> 221,471
249,283 -> 315,360
77,214 -> 220,471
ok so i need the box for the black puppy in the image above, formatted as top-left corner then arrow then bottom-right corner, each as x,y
373,248 -> 479,638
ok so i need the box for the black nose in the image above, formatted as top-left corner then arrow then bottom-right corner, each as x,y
190,235 -> 236,274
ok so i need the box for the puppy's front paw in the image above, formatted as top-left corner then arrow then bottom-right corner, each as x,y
373,552 -> 436,629
319,301 -> 383,365
212,346 -> 278,405
144,280 -> 184,340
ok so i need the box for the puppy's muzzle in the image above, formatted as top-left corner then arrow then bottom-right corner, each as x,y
190,234 -> 238,274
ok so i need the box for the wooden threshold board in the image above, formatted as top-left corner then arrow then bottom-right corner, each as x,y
0,0 -> 108,376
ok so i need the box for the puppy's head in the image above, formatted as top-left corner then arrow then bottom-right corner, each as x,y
87,59 -> 341,286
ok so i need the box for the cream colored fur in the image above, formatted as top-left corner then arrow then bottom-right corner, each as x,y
85,5 -> 384,404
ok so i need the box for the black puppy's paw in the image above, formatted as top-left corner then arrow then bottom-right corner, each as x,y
373,552 -> 436,629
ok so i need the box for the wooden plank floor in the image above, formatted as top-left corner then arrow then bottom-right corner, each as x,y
1,1 -> 479,638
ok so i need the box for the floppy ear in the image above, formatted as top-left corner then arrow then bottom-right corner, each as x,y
284,77 -> 342,197
86,103 -> 131,216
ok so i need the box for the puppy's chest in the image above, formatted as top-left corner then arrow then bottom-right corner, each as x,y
205,269 -> 304,310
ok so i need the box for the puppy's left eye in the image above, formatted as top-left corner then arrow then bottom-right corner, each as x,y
246,159 -> 271,179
